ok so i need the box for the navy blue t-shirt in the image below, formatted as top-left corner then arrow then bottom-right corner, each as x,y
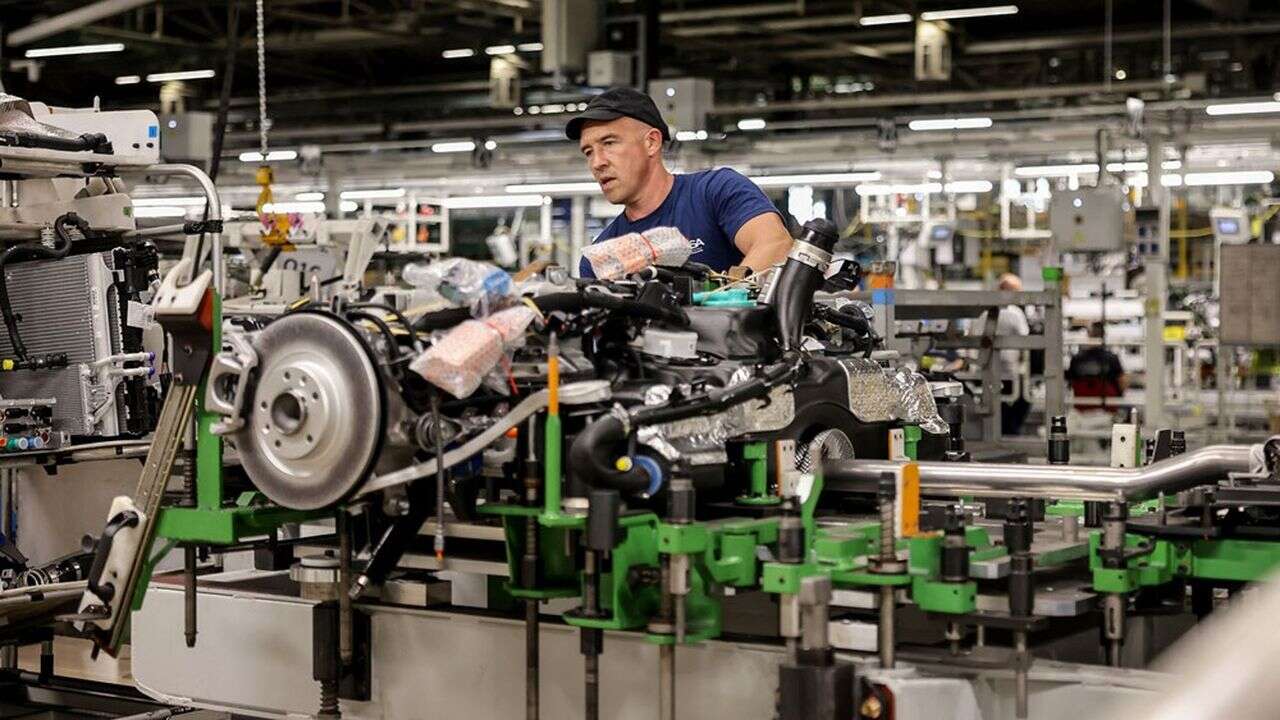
578,168 -> 780,278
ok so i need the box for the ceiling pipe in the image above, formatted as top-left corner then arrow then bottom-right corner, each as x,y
660,2 -> 804,23
6,0 -> 158,46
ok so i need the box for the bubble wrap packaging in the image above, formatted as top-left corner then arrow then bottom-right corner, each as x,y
580,226 -> 693,280
403,258 -> 513,316
410,305 -> 537,398
890,368 -> 949,435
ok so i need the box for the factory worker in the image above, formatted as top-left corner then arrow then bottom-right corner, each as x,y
566,87 -> 793,278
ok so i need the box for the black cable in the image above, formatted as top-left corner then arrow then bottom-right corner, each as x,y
194,0 -> 242,269
347,302 -> 416,337
412,292 -> 688,333
569,352 -> 803,493
343,310 -> 402,361
0,213 -> 81,363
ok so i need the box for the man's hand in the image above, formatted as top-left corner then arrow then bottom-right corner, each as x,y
733,213 -> 793,274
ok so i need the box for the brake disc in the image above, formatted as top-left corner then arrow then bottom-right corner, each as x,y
233,312 -> 385,510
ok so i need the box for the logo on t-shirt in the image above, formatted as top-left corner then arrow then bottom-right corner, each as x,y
689,237 -> 705,255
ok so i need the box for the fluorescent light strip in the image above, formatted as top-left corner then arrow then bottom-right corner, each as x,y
1105,161 -> 1148,172
132,196 -> 207,207
674,130 -> 710,142
238,150 -> 298,162
516,42 -> 544,52
132,206 -> 188,218
1205,101 -> 1280,116
920,5 -> 1018,21
1014,163 -> 1100,177
25,43 -> 124,58
261,201 -> 326,214
145,69 -> 216,82
340,188 -> 406,200
737,118 -> 767,131
1182,171 -> 1275,186
856,180 -> 993,196
341,201 -> 358,212
295,192 -> 325,202
485,44 -> 516,56
444,194 -> 545,209
859,13 -> 913,25
857,183 -> 942,196
505,181 -> 600,194
115,75 -> 141,85
945,180 -> 994,193
751,172 -> 882,187
907,117 -> 992,131
442,48 -> 475,59
432,141 -> 476,153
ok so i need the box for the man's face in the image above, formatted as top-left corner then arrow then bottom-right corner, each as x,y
578,117 -> 660,205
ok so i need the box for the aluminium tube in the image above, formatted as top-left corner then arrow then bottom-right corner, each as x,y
821,444 -> 1259,503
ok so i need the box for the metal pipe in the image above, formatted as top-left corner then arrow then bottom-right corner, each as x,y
6,0 -> 159,46
822,445 -> 1259,503
878,586 -> 895,669
121,164 -> 224,292
659,644 -> 675,720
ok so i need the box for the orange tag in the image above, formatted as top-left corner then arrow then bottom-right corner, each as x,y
899,463 -> 920,538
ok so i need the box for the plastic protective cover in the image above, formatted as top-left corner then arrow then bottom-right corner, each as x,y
581,226 -> 693,280
403,258 -> 513,317
410,305 -> 537,398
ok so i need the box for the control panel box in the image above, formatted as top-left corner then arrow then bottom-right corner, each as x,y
1050,187 -> 1126,252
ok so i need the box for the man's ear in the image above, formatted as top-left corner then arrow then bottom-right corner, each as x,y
645,128 -> 664,156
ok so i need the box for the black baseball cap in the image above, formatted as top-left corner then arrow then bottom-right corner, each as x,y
565,87 -> 671,142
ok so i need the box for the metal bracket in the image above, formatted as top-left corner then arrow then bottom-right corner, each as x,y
204,328 -> 260,435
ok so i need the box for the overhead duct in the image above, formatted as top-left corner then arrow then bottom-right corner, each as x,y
542,0 -> 600,76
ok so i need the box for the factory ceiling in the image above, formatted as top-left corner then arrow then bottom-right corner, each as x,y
1,0 -> 1276,156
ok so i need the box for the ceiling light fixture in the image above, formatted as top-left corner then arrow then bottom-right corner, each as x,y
261,201 -> 327,214
944,180 -> 995,193
145,69 -> 216,82
132,206 -> 189,218
444,194 -> 545,209
516,42 -> 544,52
485,44 -> 516,56
432,140 -> 476,153
859,13 -> 913,25
340,188 -> 406,200
238,150 -> 298,162
674,130 -> 710,142
1182,170 -> 1275,186
132,196 -> 207,207
1205,101 -> 1280,116
25,43 -> 124,58
751,172 -> 882,187
114,75 -> 141,85
295,192 -> 325,202
907,117 -> 993,131
442,48 -> 475,59
505,181 -> 600,194
1013,163 -> 1100,177
920,5 -> 1018,21
737,118 -> 767,131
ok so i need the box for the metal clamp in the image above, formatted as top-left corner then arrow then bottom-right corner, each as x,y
787,240 -> 833,272
204,329 -> 260,435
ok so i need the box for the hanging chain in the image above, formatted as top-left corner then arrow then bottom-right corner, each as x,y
253,0 -> 290,250
256,0 -> 269,158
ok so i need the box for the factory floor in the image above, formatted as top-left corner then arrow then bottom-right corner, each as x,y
6,637 -> 228,720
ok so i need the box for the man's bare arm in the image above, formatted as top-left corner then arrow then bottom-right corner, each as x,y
733,213 -> 793,274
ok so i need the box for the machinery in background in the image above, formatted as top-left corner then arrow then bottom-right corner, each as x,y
71,205 -> 1280,720
0,95 -> 223,657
